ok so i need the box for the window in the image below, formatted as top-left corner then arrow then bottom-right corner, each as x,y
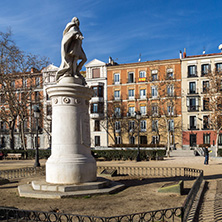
140,106 -> 146,116
203,116 -> 209,129
219,134 -> 222,145
114,107 -> 121,117
92,104 -> 98,113
201,64 -> 210,76
94,120 -> 100,131
92,68 -> 100,78
151,70 -> 158,81
140,89 -> 146,99
114,73 -> 120,84
114,90 -> 120,100
46,105 -> 52,116
203,133 -> 210,144
139,71 -> 146,78
115,136 -> 121,144
152,136 -> 159,144
152,104 -> 158,116
92,86 -> 98,97
128,72 -> 134,83
140,120 -> 146,132
23,78 -> 27,87
216,63 -> 222,73
95,136 -> 100,146
129,121 -> 135,131
188,65 -> 197,77
166,69 -> 173,79
128,106 -> 135,116
91,103 -> 103,114
203,98 -> 209,111
202,81 -> 209,93
189,82 -> 196,94
129,136 -> 135,144
190,134 -> 197,147
140,136 -> 147,144
92,86 -> 103,97
189,116 -> 197,129
168,120 -> 174,131
115,121 -> 121,132
35,91 -> 40,101
167,105 -> 174,116
152,120 -> 158,132
98,86 -> 103,97
11,81 -> 15,87
187,97 -> 199,111
151,86 -> 158,98
35,77 -> 40,87
128,89 -> 135,99
167,85 -> 174,96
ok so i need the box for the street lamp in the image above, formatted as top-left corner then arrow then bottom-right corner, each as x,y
34,105 -> 40,167
136,111 -> 141,162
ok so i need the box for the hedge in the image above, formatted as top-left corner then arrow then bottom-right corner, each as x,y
1,148 -> 166,161
91,149 -> 166,161
110,144 -> 166,148
1,149 -> 51,159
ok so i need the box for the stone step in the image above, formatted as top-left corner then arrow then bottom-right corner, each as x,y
170,149 -> 195,157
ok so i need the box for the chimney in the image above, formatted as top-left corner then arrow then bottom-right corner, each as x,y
109,57 -> 113,64
183,48 -> 186,58
179,50 -> 182,59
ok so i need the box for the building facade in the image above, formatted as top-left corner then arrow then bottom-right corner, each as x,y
106,59 -> 182,149
85,59 -> 108,148
0,69 -> 45,149
181,52 -> 222,149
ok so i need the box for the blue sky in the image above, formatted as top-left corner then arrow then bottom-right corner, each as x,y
0,0 -> 222,69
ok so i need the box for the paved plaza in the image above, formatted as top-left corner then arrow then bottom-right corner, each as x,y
1,155 -> 222,220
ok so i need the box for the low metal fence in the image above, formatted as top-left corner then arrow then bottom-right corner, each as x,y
182,171 -> 204,221
0,206 -> 183,222
0,166 -> 204,221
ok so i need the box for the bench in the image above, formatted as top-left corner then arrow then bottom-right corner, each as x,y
5,153 -> 22,160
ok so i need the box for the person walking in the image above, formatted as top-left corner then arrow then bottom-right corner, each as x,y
203,146 -> 209,165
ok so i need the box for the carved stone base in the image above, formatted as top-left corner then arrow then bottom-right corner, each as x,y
45,77 -> 96,184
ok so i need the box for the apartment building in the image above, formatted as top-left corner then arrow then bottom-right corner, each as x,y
181,52 -> 222,149
85,59 -> 108,147
0,69 -> 45,149
106,59 -> 182,148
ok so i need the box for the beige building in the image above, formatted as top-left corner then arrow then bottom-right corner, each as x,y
181,52 -> 222,149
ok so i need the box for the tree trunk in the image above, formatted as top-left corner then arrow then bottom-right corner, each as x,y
20,121 -> 27,150
216,130 -> 220,157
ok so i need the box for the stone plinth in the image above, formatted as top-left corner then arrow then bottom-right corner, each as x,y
45,77 -> 97,184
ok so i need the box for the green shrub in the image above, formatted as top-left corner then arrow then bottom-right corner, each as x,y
92,149 -> 166,161
1,149 -> 51,159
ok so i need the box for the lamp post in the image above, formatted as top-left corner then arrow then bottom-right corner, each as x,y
136,111 -> 141,162
34,105 -> 40,167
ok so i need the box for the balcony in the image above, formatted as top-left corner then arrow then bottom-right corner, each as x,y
188,106 -> 199,112
187,72 -> 198,78
138,77 -> 147,82
187,88 -> 199,95
188,124 -> 199,130
90,113 -> 104,119
113,79 -> 122,85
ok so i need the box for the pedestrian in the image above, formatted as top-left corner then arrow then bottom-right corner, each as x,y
203,146 -> 209,165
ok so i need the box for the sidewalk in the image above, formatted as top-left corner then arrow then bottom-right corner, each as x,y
1,156 -> 222,178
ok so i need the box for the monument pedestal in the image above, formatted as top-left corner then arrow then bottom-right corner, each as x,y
45,77 -> 96,184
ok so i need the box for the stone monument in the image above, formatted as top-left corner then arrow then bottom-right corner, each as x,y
45,17 -> 96,184
18,17 -> 124,198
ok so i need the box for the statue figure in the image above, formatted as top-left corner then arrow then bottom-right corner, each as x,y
56,17 -> 87,84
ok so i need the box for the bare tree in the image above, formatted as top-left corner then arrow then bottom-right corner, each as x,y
0,30 -> 50,149
148,79 -> 182,157
204,67 -> 222,156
